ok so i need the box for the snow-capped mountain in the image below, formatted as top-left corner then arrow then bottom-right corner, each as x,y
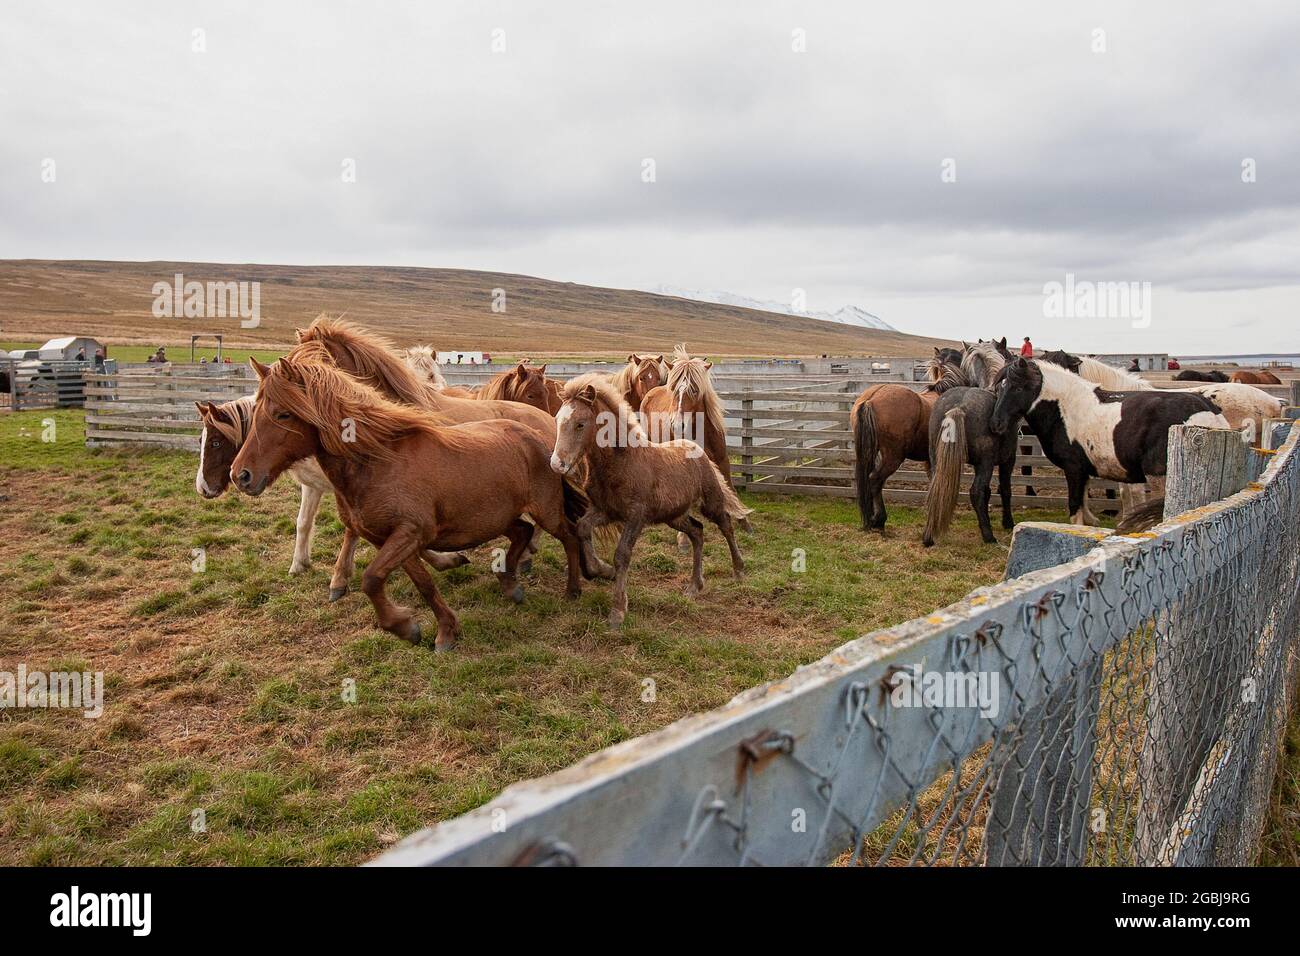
649,286 -> 896,332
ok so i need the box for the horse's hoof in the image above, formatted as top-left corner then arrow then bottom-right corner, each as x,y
922,538 -> 935,548
607,612 -> 625,631
407,621 -> 422,645
434,632 -> 457,653
328,586 -> 348,602
684,583 -> 702,597
508,585 -> 525,604
289,563 -> 309,576
565,586 -> 581,600
518,558 -> 533,575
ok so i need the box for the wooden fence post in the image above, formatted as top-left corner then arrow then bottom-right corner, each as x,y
1290,380 -> 1300,410
740,398 -> 753,488
1136,425 -> 1248,863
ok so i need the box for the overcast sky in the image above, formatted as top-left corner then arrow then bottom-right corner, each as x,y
3,1 -> 1298,353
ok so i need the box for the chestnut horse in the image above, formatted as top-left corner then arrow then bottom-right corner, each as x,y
640,345 -> 729,484
232,356 -> 593,651
851,352 -> 963,531
292,317 -> 612,590
551,374 -> 750,630
610,354 -> 669,410
195,396 -> 466,577
1230,369 -> 1282,385
474,361 -> 554,414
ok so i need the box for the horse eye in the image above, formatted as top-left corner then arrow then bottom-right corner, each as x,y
210,439 -> 221,448
276,411 -> 292,421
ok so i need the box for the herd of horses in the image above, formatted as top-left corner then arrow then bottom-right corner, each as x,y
852,337 -> 1283,545
190,319 -> 1283,651
194,318 -> 747,648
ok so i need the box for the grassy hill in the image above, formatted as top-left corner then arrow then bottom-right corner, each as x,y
0,260 -> 950,359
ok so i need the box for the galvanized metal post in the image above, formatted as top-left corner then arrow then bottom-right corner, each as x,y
740,397 -> 753,487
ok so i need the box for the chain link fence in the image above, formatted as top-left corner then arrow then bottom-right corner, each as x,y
374,421 -> 1300,867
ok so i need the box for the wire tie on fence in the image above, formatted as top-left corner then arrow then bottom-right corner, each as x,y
877,669 -> 909,709
1083,567 -> 1104,590
512,839 -> 579,867
735,729 -> 794,794
679,785 -> 728,861
973,620 -> 1003,648
843,680 -> 870,727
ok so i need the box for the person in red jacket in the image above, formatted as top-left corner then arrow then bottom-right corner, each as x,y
1020,337 -> 1034,357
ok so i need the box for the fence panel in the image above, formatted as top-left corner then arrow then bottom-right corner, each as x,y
82,365 -> 256,450
373,421 -> 1298,866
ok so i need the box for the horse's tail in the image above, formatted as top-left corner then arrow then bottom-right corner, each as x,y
1116,497 -> 1165,534
560,475 -> 590,526
707,459 -> 753,522
852,401 -> 880,530
922,408 -> 967,547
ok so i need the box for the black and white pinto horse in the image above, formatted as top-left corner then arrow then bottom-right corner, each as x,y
990,358 -> 1229,525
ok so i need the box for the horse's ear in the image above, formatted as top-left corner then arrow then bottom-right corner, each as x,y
578,384 -> 597,405
998,336 -> 1007,349
654,354 -> 664,363
294,327 -> 306,342
249,357 -> 271,381
536,364 -> 547,376
934,347 -> 942,357
195,401 -> 212,419
704,361 -> 712,370
627,353 -> 640,364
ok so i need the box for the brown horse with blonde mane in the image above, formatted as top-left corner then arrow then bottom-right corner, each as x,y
609,354 -> 670,410
551,374 -> 750,630
292,317 -> 612,590
231,356 -> 594,651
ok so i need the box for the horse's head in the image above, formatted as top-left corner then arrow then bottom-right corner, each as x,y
510,362 -> 551,412
550,383 -> 601,475
629,354 -> 666,407
1040,349 -> 1082,376
231,358 -> 319,496
194,400 -> 244,498
990,357 -> 1042,436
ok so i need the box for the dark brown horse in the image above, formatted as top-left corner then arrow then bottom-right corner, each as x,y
851,352 -> 963,530
231,356 -> 593,651
1230,369 -> 1281,385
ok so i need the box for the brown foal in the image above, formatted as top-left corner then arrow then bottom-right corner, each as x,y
551,374 -> 751,630
231,356 -> 591,651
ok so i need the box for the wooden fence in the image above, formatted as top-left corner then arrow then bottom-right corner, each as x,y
1,359 -> 93,411
718,380 -> 1126,510
78,365 -> 1249,512
83,365 -> 255,450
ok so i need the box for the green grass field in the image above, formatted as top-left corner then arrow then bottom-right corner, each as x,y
1,408 -> 1294,865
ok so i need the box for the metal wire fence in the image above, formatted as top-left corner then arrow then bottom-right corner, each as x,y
374,421 -> 1300,867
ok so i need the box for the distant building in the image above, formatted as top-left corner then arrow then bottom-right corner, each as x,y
37,336 -> 104,361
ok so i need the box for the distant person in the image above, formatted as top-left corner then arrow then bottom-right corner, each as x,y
75,347 -> 86,361
1020,337 -> 1034,357
199,357 -> 208,365
222,356 -> 232,364
93,349 -> 105,369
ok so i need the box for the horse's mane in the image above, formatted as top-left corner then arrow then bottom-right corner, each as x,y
295,316 -> 440,409
665,344 -> 724,435
1074,355 -> 1152,391
562,372 -> 647,441
608,358 -> 639,395
960,342 -> 1005,389
403,345 -> 448,388
1034,358 -> 1102,401
259,358 -> 459,461
924,355 -> 970,393
479,363 -> 539,402
208,395 -> 255,446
